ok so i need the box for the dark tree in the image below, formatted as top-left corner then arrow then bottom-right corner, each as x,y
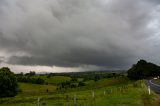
47,73 -> 54,78
36,77 -> 45,84
71,77 -> 78,82
25,71 -> 36,76
127,60 -> 160,80
94,75 -> 100,81
112,73 -> 116,78
16,72 -> 23,77
0,67 -> 18,97
78,81 -> 85,87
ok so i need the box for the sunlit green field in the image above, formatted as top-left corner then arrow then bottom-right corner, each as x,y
0,77 -> 159,106
18,83 -> 57,96
45,76 -> 71,84
34,76 -> 71,84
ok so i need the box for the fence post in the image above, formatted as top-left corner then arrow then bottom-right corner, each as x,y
37,97 -> 40,106
92,91 -> 95,98
104,90 -> 106,95
92,91 -> 95,106
74,95 -> 77,106
148,86 -> 151,95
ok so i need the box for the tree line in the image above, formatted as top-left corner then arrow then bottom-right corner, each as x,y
16,71 -> 45,84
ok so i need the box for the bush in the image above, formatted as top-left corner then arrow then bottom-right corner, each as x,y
0,67 -> 18,97
78,81 -> 85,87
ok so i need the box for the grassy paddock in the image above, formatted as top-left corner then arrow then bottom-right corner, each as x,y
0,77 -> 160,106
41,76 -> 71,84
17,83 -> 57,96
32,75 -> 71,84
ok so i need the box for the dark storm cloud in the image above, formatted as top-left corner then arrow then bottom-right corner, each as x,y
8,47 -> 132,68
0,0 -> 160,69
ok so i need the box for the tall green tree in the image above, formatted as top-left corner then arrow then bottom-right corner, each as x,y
0,67 -> 18,97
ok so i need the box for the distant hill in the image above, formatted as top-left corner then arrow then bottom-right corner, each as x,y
127,60 -> 160,80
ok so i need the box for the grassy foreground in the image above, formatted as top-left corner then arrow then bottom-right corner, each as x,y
0,77 -> 160,106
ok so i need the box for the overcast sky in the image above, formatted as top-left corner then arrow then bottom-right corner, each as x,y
0,0 -> 160,73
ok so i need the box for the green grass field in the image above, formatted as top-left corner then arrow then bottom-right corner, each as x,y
0,77 -> 160,106
36,76 -> 71,84
46,76 -> 71,84
17,83 -> 57,96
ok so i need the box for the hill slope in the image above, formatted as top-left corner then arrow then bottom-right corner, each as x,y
127,60 -> 160,80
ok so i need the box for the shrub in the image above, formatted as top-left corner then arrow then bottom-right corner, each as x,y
0,67 -> 18,97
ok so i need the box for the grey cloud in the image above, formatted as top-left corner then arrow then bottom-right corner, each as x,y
8,46 -> 134,68
0,56 -> 5,63
0,0 -> 160,69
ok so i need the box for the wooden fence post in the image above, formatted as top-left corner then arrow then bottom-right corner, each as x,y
148,86 -> 151,95
92,91 -> 95,98
37,97 -> 40,106
74,95 -> 77,106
